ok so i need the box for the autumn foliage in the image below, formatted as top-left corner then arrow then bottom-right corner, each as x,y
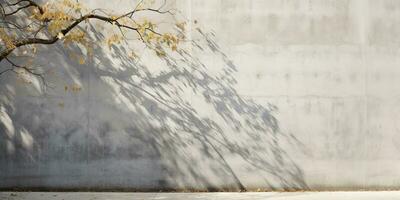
0,0 -> 184,80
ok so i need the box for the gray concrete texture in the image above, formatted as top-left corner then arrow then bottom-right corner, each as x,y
1,0 -> 400,191
3,192 -> 400,200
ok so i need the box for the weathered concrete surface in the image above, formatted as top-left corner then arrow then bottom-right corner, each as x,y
2,192 -> 400,200
1,0 -> 400,191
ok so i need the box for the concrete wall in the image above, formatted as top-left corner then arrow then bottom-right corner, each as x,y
1,0 -> 400,191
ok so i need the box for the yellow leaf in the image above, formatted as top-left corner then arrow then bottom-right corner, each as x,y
106,34 -> 121,49
176,22 -> 186,31
128,51 -> 137,59
155,49 -> 166,57
57,32 -> 64,39
78,57 -> 85,64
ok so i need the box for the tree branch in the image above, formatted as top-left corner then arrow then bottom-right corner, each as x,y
0,13 -> 143,62
3,57 -> 46,87
4,0 -> 44,15
4,3 -> 32,16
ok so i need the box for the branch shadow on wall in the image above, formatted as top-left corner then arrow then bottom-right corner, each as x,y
0,25 -> 308,191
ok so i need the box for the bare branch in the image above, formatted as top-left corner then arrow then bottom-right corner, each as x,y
6,0 -> 27,6
4,3 -> 32,16
0,68 -> 15,76
6,0 -> 44,14
3,57 -> 47,88
5,57 -> 42,76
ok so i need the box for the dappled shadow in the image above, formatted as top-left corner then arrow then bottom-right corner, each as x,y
0,21 -> 308,190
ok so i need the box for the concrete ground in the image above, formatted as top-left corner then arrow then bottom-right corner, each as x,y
1,192 -> 400,200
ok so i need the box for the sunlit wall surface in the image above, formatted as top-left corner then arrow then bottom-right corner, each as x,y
1,0 -> 400,191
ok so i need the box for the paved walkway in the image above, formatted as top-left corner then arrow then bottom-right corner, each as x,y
1,192 -> 400,200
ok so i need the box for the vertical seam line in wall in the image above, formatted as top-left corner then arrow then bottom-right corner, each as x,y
86,47 -> 91,189
360,33 -> 368,192
359,0 -> 369,190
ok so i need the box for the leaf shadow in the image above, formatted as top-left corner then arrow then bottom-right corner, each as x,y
0,24 -> 308,191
